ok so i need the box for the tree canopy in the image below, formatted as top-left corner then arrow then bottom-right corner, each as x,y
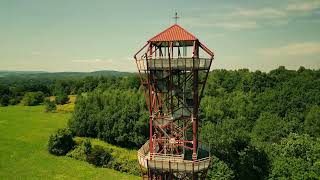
2,66 -> 319,179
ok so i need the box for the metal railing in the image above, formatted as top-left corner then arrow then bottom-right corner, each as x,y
137,140 -> 212,173
136,58 -> 212,71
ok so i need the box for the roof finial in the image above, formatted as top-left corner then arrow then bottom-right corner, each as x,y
173,12 -> 180,24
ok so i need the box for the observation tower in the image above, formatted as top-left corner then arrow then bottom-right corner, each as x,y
134,15 -> 214,179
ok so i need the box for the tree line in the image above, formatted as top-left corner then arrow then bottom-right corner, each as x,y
1,66 -> 319,179
0,75 -> 139,106
67,66 -> 320,179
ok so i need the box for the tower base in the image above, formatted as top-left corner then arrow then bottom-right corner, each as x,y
141,168 -> 210,180
138,141 -> 212,180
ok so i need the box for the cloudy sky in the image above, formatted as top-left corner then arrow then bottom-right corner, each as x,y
0,0 -> 319,72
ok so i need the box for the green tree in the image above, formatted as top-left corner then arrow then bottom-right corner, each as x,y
56,92 -> 69,105
68,89 -> 148,148
0,85 -> 10,106
201,120 -> 269,180
208,157 -> 235,180
251,113 -> 288,144
269,133 -> 320,179
21,91 -> 44,106
304,105 -> 320,137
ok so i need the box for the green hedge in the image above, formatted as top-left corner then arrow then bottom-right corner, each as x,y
67,137 -> 139,175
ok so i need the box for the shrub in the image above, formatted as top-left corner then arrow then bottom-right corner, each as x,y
66,144 -> 87,161
48,128 -> 74,156
66,137 -> 142,175
44,99 -> 57,112
0,94 -> 9,106
87,145 -> 112,167
85,138 -> 140,175
9,96 -> 22,105
67,139 -> 91,161
83,139 -> 92,155
56,93 -> 69,105
56,103 -> 74,113
21,91 -> 44,106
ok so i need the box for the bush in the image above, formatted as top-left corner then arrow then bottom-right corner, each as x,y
67,139 -> 92,161
56,93 -> 69,105
9,96 -> 22,105
44,99 -> 57,112
69,137 -> 140,175
87,145 -> 112,167
83,139 -> 92,155
0,94 -> 9,106
21,91 -> 44,106
66,144 -> 87,161
56,103 -> 74,113
48,128 -> 74,156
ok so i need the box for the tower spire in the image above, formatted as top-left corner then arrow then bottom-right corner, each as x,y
173,12 -> 180,24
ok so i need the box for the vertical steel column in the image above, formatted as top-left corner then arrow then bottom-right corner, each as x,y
148,44 -> 154,158
168,42 -> 174,113
192,41 -> 199,160
192,70 -> 198,160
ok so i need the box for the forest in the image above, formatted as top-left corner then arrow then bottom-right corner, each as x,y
1,66 -> 319,179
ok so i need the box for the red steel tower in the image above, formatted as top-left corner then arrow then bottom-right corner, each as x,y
134,21 -> 214,179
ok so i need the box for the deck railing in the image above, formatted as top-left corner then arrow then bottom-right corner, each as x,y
137,140 -> 212,173
136,58 -> 212,71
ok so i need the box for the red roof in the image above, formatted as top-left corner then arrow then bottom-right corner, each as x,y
148,24 -> 198,42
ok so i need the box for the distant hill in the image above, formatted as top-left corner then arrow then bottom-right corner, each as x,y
0,70 -> 131,78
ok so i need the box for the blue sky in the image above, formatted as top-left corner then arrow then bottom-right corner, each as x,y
0,0 -> 319,72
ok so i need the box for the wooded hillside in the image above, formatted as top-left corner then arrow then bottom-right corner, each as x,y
1,66 -> 319,179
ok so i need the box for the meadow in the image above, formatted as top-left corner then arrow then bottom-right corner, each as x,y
0,105 -> 139,180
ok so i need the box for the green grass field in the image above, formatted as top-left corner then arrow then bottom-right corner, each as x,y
0,106 -> 139,180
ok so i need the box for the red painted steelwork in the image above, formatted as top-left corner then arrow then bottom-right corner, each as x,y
134,22 -> 214,179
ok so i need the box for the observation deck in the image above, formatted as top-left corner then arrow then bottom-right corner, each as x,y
137,141 -> 211,173
136,58 -> 212,71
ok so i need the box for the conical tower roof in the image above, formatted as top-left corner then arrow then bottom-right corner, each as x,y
148,24 -> 198,42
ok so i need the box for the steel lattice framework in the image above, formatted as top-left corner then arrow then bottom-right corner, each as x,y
134,24 -> 214,180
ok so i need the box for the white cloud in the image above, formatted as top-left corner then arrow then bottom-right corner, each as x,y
287,0 -> 320,12
232,8 -> 287,19
31,51 -> 41,56
183,1 -> 320,30
71,58 -> 103,63
259,42 -> 320,56
206,33 -> 225,38
214,21 -> 258,30
183,17 -> 258,30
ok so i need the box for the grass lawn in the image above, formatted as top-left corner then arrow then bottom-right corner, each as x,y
0,105 -> 139,180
